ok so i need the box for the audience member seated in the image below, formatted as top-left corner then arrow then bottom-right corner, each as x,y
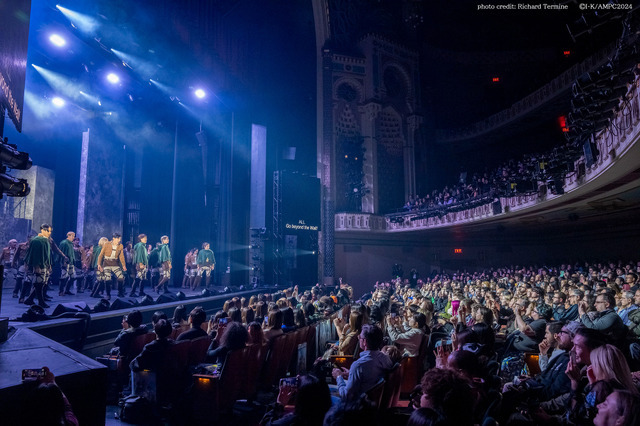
151,310 -> 168,327
130,319 -> 180,406
418,368 -> 475,426
593,390 -> 640,426
579,292 -> 627,344
261,374 -> 332,426
381,345 -> 403,365
322,397 -> 378,426
205,321 -> 248,366
508,302 -> 551,353
281,307 -> 297,333
264,308 -> 284,342
176,306 -> 208,341
171,305 -> 189,331
328,310 -> 364,357
20,367 -> 79,426
331,324 -> 393,401
386,312 -> 428,357
111,309 -> 147,362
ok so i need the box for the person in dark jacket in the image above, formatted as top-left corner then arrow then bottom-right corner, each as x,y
176,306 -> 208,341
130,319 -> 182,405
112,310 -> 148,361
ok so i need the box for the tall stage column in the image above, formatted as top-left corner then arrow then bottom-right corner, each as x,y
76,128 -> 125,244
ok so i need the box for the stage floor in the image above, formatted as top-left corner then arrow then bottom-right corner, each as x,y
1,277 -> 224,319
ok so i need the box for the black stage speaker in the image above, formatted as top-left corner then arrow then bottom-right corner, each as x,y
139,295 -> 155,306
93,299 -> 111,313
110,297 -> 139,311
52,302 -> 91,316
492,201 -> 502,215
156,293 -> 178,304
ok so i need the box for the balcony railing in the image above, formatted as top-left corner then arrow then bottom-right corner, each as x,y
336,76 -> 640,232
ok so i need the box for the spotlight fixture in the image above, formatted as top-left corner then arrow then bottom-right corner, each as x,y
106,73 -> 120,84
49,34 -> 66,47
51,97 -> 65,107
194,88 -> 206,99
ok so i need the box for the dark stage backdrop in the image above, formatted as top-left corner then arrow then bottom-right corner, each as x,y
0,0 -> 31,133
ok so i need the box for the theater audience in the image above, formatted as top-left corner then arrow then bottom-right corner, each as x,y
176,306 -> 208,341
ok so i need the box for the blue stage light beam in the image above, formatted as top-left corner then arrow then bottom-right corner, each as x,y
31,64 -> 84,101
56,5 -> 99,34
111,48 -> 159,80
78,90 -> 101,105
149,78 -> 177,97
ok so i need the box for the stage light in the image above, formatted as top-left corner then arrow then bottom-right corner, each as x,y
49,34 -> 66,47
51,97 -> 65,107
106,73 -> 120,84
56,5 -> 99,34
194,88 -> 206,99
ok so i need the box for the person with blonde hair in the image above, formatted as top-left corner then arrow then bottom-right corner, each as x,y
329,310 -> 364,357
588,344 -> 638,394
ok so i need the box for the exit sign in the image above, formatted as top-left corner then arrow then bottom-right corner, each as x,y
454,248 -> 462,254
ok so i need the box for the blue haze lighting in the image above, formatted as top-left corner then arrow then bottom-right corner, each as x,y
32,64 -> 84,101
56,5 -> 99,34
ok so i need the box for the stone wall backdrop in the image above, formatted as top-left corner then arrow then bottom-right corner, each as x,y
76,128 -> 125,245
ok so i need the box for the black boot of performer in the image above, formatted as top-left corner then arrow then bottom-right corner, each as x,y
59,277 -> 69,296
13,276 -> 23,298
139,278 -> 147,296
25,282 -> 49,308
64,278 -> 75,295
205,274 -> 212,289
35,282 -> 49,308
192,276 -> 201,291
90,281 -> 102,298
105,279 -> 112,300
19,280 -> 32,304
129,278 -> 139,297
117,280 -> 125,298
44,279 -> 53,301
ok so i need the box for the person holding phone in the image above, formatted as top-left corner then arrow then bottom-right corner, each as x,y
205,322 -> 248,366
261,374 -> 331,426
386,312 -> 428,357
21,366 -> 79,426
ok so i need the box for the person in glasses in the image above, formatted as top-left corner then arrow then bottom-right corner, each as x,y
579,292 -> 627,344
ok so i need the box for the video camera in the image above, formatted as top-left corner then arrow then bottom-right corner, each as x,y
0,137 -> 31,199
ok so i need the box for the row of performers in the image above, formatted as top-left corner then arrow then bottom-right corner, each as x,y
1,224 -> 216,308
